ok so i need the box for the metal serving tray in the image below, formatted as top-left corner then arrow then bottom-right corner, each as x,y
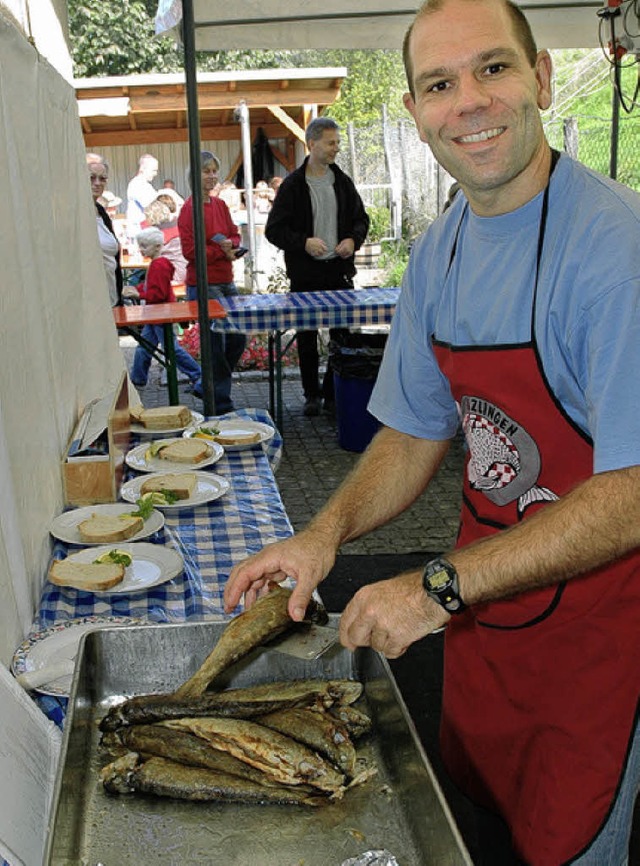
44,617 -> 472,866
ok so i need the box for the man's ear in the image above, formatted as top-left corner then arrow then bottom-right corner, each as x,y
403,91 -> 417,120
535,50 -> 553,111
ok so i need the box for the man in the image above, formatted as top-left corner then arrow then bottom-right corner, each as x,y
265,117 -> 370,416
225,2 -> 640,864
126,153 -> 159,238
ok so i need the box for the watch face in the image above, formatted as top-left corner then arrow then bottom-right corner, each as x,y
427,568 -> 450,590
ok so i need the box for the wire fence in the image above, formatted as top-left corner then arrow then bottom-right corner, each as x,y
338,111 -> 640,241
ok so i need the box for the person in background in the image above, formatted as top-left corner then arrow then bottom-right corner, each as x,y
129,227 -> 201,391
126,154 -> 159,238
98,190 -> 128,246
225,1 -> 640,864
177,151 -> 246,414
144,196 -> 187,285
265,117 -> 370,416
160,178 -> 185,213
268,176 -> 284,200
86,152 -> 123,307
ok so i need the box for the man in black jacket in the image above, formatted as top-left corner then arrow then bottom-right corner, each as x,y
265,118 -> 370,416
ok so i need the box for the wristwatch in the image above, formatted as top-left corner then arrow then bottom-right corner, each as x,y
422,557 -> 466,614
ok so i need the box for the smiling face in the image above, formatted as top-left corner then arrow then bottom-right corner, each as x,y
403,0 -> 552,215
88,161 -> 108,202
201,161 -> 220,197
307,129 -> 341,172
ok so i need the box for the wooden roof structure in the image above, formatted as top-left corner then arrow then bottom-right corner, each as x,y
76,67 -> 346,172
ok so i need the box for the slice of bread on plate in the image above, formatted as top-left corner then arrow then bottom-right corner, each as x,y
215,430 -> 261,446
157,438 -> 211,464
134,405 -> 192,429
48,559 -> 125,591
78,513 -> 144,543
140,472 -> 197,500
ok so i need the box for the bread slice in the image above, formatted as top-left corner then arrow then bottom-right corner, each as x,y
140,473 -> 197,500
137,405 -> 192,429
78,513 -> 144,543
158,438 -> 212,464
48,559 -> 125,591
129,405 -> 145,424
215,430 -> 261,446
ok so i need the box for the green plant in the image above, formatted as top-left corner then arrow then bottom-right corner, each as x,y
366,205 -> 391,244
379,240 -> 410,287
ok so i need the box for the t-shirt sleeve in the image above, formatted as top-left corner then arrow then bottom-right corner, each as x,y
568,276 -> 640,474
368,268 -> 460,441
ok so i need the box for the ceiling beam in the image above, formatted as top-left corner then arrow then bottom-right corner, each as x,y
266,105 -> 305,144
82,122 -> 288,148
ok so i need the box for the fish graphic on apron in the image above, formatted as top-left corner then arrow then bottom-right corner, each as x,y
432,154 -> 640,864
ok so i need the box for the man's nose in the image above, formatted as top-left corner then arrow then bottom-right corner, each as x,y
452,73 -> 492,114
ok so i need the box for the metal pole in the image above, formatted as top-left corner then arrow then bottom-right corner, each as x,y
609,83 -> 620,180
237,101 -> 258,291
182,0 -> 215,416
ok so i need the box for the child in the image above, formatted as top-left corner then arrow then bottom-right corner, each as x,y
129,228 -> 201,390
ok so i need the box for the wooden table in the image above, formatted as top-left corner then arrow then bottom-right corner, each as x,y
113,300 -> 226,404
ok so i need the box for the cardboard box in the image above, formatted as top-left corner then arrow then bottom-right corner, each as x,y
62,373 -> 130,506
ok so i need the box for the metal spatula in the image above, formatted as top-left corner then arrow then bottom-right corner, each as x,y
270,622 -> 339,660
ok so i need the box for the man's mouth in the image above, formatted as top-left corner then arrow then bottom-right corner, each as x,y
455,127 -> 505,144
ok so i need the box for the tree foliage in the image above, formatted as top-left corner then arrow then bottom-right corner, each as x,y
67,0 -> 408,126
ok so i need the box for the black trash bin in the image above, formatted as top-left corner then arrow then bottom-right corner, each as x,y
330,332 -> 387,453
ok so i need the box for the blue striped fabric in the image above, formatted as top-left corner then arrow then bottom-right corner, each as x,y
34,409 -> 288,630
21,408 -> 290,727
221,287 -> 401,333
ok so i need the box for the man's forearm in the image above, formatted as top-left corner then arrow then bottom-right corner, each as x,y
306,426 -> 451,551
451,465 -> 640,605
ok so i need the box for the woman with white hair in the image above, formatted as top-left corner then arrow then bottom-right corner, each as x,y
86,153 -> 123,306
129,227 -> 202,390
177,150 -> 246,413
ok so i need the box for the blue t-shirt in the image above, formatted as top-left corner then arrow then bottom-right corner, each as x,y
369,154 -> 640,474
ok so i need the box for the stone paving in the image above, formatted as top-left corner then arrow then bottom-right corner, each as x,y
121,336 -> 464,556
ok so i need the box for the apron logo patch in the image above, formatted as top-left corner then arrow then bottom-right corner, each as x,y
460,396 -> 558,512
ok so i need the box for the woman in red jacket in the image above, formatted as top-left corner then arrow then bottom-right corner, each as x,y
178,151 -> 246,414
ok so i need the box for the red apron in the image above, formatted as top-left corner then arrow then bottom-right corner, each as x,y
432,170 -> 640,864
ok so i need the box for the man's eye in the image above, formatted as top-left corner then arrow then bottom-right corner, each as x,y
427,80 -> 450,93
485,63 -> 506,75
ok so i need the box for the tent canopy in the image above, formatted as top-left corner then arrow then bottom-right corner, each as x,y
156,1 -> 603,50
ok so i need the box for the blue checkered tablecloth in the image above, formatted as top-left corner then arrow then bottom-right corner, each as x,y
19,408 -> 290,728
34,409 -> 287,629
221,287 -> 400,333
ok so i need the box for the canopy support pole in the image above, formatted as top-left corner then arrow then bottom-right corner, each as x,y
236,101 -> 258,292
182,0 -> 216,416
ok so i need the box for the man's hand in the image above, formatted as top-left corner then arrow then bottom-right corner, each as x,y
224,529 -> 337,620
335,238 -> 355,259
339,570 -> 449,657
305,237 -> 328,258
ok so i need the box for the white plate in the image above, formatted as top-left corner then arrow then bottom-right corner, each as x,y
125,437 -> 224,473
11,616 -> 144,697
54,542 -> 184,594
49,503 -> 164,546
184,418 -> 275,451
120,471 -> 230,509
130,410 -> 204,436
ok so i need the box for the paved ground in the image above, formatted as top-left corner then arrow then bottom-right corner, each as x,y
121,335 -> 464,556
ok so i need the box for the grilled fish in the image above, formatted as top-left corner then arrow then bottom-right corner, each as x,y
100,678 -> 362,732
328,704 -> 373,738
102,725 -> 298,789
173,585 -> 327,699
101,753 -> 327,806
257,707 -> 357,778
162,716 -> 346,794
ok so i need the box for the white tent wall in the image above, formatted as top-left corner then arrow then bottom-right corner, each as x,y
0,8 -> 126,665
